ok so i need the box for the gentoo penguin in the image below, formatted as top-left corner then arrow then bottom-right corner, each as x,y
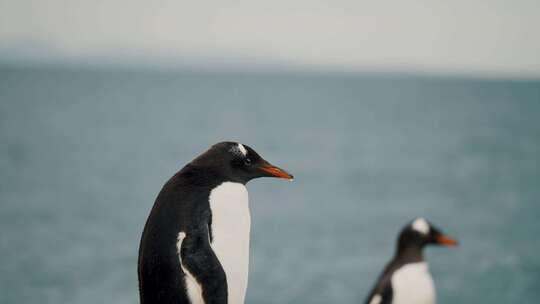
138,142 -> 292,304
364,218 -> 458,304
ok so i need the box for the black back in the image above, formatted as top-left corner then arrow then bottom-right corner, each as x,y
138,163 -> 226,303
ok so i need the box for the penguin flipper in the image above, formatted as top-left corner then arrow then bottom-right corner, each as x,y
180,228 -> 228,304
365,275 -> 393,304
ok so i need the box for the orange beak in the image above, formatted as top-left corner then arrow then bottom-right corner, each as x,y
259,162 -> 294,180
436,234 -> 459,246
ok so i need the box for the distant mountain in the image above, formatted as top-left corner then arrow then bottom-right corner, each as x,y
0,42 -> 299,72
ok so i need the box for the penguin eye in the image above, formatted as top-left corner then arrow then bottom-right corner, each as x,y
244,158 -> 252,166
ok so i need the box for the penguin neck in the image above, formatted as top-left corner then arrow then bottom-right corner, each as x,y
395,244 -> 425,263
182,164 -> 247,186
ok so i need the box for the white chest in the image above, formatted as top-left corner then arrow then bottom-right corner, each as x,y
391,262 -> 436,304
209,182 -> 251,304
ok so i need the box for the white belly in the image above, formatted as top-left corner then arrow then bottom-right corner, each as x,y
209,182 -> 250,304
391,262 -> 436,304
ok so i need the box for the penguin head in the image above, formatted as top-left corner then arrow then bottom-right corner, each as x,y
192,142 -> 293,184
397,218 -> 458,251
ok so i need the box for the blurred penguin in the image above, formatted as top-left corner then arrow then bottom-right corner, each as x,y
365,218 -> 458,304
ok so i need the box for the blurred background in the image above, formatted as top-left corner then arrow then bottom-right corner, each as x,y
1,1 -> 539,303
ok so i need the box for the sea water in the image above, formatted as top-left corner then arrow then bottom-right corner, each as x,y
0,65 -> 539,303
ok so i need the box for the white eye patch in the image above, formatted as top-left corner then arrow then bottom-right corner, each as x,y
230,143 -> 248,157
237,143 -> 247,156
412,218 -> 430,235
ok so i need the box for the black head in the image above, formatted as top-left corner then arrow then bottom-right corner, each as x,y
397,218 -> 458,254
190,141 -> 293,184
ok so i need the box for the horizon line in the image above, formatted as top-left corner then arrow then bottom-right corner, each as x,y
1,54 -> 540,82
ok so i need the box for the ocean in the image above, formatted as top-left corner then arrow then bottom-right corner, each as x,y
0,65 -> 539,303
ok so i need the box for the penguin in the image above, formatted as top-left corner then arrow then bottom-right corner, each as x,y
138,142 -> 293,304
364,218 -> 458,304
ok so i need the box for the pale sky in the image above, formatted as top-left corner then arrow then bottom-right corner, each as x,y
1,0 -> 539,76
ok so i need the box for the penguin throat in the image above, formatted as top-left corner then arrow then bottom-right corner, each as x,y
396,245 -> 425,263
